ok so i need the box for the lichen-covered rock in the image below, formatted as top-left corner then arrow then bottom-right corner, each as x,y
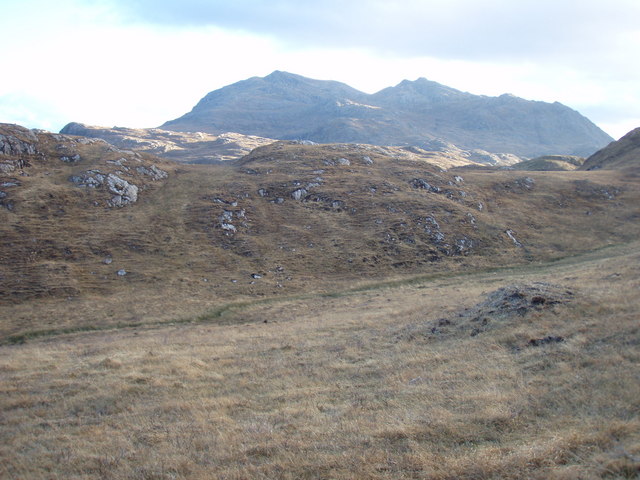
136,164 -> 168,180
291,188 -> 307,201
0,131 -> 38,156
107,174 -> 138,206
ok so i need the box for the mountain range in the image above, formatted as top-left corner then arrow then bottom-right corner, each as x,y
160,71 -> 613,158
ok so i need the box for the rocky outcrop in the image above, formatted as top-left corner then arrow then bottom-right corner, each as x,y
0,125 -> 38,156
161,71 -> 612,158
106,174 -> 138,207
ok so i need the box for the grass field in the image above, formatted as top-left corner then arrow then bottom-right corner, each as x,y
1,126 -> 639,478
1,242 -> 639,479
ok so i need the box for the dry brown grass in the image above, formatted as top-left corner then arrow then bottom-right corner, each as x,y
1,242 -> 639,479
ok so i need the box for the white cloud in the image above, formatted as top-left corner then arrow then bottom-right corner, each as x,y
0,0 -> 638,139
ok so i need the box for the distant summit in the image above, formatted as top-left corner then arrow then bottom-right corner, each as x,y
161,71 -> 612,158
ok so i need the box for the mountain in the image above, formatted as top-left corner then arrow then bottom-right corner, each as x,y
161,71 -> 613,158
581,127 -> 640,171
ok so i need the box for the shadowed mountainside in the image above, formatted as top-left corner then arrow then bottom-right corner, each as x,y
581,126 -> 640,171
161,71 -> 613,158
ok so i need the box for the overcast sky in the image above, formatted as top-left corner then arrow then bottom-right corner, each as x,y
1,0 -> 639,139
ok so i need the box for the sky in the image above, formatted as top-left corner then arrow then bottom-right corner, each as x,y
1,0 -> 639,140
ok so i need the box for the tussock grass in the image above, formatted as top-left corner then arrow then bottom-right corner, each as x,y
1,244 -> 639,478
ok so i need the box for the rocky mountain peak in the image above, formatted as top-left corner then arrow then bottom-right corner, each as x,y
160,72 -> 613,158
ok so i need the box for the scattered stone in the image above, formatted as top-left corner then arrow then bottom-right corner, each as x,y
528,335 -> 565,347
60,154 -> 81,163
136,164 -> 168,180
69,170 -> 105,188
467,213 -> 477,226
257,188 -> 268,197
423,215 -> 440,233
515,177 -> 535,189
0,163 -> 15,173
107,158 -> 127,166
506,229 -> 523,248
363,156 -> 373,165
411,178 -> 441,193
221,223 -> 237,233
455,236 -> 473,254
117,269 -> 127,276
454,175 -> 464,183
336,157 -> 351,166
103,256 -> 113,265
251,273 -> 262,279
0,191 -> 6,199
291,188 -> 307,201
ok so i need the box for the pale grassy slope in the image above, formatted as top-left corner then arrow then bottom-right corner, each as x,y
1,242 -> 639,479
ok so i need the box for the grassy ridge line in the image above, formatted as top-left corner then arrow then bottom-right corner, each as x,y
2,242 -> 633,345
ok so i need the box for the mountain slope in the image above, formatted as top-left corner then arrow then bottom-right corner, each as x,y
161,71 -> 613,158
581,126 -> 640,171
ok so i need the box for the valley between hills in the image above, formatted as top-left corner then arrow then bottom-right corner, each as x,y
1,73 -> 639,478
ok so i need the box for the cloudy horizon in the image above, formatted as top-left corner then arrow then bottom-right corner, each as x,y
1,0 -> 639,140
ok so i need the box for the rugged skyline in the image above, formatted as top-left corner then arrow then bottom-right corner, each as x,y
1,0 -> 639,138
160,71 -> 612,158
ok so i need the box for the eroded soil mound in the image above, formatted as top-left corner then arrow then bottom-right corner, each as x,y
400,282 -> 574,341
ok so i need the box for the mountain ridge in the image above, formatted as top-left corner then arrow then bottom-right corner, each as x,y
161,71 -> 612,158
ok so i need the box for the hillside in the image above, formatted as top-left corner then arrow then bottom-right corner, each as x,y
58,123 -> 522,167
2,122 -> 639,341
2,122 -> 640,479
161,71 -> 612,158
59,122 -> 275,164
581,126 -> 640,171
511,155 -> 585,171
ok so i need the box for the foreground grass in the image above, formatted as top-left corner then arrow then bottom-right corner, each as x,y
1,246 -> 639,479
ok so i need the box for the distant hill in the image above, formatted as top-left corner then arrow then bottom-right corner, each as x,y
59,122 -> 275,164
511,155 -> 585,171
161,71 -> 613,158
58,122 -> 522,167
581,127 -> 640,171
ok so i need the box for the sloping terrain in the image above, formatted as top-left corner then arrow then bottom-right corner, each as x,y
161,71 -> 612,157
511,155 -> 585,171
1,123 -> 639,342
59,122 -> 275,164
582,126 -> 640,171
1,122 -> 640,479
1,238 -> 639,479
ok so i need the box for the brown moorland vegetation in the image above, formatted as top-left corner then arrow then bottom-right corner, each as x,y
1,242 -> 639,479
1,123 -> 639,478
